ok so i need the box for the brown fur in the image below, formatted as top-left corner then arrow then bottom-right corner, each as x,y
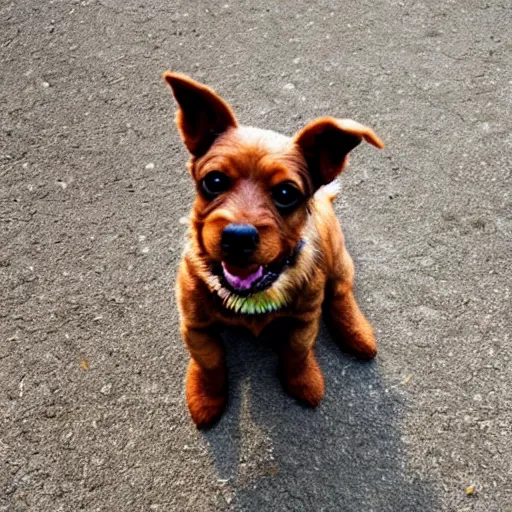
164,72 -> 384,428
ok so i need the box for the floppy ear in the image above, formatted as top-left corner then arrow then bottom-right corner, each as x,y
163,72 -> 238,157
294,117 -> 384,188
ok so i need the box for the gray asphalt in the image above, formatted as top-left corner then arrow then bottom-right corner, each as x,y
1,1 -> 511,511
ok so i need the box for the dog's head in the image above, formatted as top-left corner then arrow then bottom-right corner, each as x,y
164,72 -> 383,303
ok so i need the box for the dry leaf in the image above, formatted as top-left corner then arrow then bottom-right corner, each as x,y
465,485 -> 475,495
80,360 -> 89,371
265,465 -> 280,477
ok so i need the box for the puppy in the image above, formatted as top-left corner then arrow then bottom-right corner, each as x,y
163,72 -> 384,428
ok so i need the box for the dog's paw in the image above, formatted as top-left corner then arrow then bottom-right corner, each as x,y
186,361 -> 227,429
281,352 -> 325,407
187,391 -> 226,429
342,328 -> 377,360
326,312 -> 377,359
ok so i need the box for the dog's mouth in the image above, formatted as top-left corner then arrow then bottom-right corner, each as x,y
219,262 -> 281,296
213,261 -> 283,296
212,240 -> 305,297
222,263 -> 264,291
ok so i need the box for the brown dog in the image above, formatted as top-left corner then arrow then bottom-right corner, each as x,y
163,72 -> 384,428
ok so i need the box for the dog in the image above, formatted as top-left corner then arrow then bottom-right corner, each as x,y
163,72 -> 384,428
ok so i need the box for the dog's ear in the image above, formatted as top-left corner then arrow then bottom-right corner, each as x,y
294,117 -> 384,188
163,72 -> 238,157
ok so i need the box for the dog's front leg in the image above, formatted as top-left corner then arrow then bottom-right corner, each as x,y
279,317 -> 325,406
325,247 -> 377,359
181,325 -> 227,428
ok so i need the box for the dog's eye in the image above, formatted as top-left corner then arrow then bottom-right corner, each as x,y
272,183 -> 303,212
201,171 -> 231,199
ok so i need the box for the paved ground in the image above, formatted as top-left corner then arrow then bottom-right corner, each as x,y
1,0 -> 511,510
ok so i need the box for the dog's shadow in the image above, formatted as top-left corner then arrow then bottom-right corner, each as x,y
202,323 -> 437,511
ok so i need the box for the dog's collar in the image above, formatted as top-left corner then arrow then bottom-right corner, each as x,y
286,239 -> 305,266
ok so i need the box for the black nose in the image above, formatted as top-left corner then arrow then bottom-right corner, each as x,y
221,223 -> 259,257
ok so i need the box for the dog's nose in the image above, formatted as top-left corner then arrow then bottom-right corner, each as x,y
221,223 -> 259,257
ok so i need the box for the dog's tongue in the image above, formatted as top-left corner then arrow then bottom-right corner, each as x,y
222,263 -> 263,291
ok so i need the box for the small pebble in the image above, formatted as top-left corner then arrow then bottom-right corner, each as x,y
100,383 -> 112,395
